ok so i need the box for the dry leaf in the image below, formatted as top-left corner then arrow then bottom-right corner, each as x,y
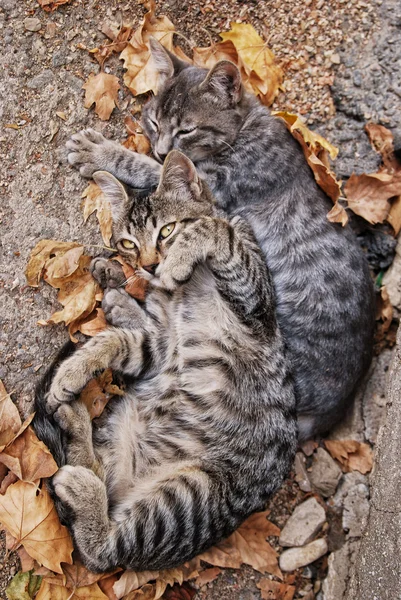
220,23 -> 283,105
82,181 -> 113,247
257,578 -> 295,600
376,286 -> 393,333
123,117 -> 151,154
5,570 -> 42,600
25,240 -> 83,288
0,380 -> 21,451
324,440 -> 373,474
0,426 -> 58,482
194,567 -> 221,587
199,510 -> 281,577
18,545 -> 37,572
344,171 -> 401,224
80,368 -> 124,420
83,73 -> 120,121
327,201 -> 349,227
36,579 -> 109,600
0,470 -> 18,494
120,0 -> 176,96
98,573 -> 120,600
37,0 -> 71,11
114,561 -> 198,600
95,23 -> 133,67
193,40 -> 238,70
162,582 -> 196,600
72,307 -> 108,338
113,256 -> 148,301
365,123 -> 398,171
273,112 -> 342,207
0,480 -> 73,573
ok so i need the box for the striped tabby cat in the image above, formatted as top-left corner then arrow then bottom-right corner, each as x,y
66,41 -> 375,441
34,151 -> 297,572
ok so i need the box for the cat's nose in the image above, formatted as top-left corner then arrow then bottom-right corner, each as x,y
142,263 -> 158,275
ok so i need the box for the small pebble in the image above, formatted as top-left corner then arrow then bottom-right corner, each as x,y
279,538 -> 328,572
24,17 -> 41,32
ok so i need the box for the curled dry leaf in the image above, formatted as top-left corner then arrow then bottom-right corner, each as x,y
220,23 -> 283,106
199,510 -> 281,577
324,440 -> 373,474
162,582 -> 197,600
25,240 -> 82,288
82,181 -> 113,247
37,0 -> 71,11
272,112 -> 343,224
365,123 -> 396,170
344,171 -> 401,225
0,426 -> 58,482
94,23 -> 133,67
120,0 -> 176,96
113,561 -> 199,599
72,307 -> 108,338
257,578 -> 295,600
83,73 -> 120,121
0,379 -> 21,451
193,40 -> 238,70
194,567 -> 221,587
0,480 -> 73,573
36,578 -> 109,600
123,117 -> 152,154
80,368 -> 124,420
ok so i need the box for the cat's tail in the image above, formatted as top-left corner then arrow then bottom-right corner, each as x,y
32,341 -> 77,468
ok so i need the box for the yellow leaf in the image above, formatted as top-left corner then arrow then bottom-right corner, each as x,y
82,181 -> 113,246
0,426 -> 58,482
220,23 -> 283,105
192,40 -> 238,70
83,73 -> 120,121
25,240 -> 82,288
0,480 -> 73,573
324,440 -> 373,474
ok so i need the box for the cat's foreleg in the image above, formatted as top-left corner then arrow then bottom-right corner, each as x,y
46,328 -> 150,413
66,129 -> 162,189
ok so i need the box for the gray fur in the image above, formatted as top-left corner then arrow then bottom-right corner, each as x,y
66,49 -> 375,441
41,152 -> 297,572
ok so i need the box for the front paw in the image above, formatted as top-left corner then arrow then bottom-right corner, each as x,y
157,259 -> 193,292
102,288 -> 144,328
46,361 -> 88,413
54,401 -> 91,437
90,257 -> 125,290
66,128 -> 113,178
53,465 -> 106,514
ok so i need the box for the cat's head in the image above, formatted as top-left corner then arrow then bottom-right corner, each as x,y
93,151 -> 214,281
141,38 -> 248,163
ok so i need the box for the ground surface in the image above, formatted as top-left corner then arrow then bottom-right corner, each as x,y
0,0 -> 400,598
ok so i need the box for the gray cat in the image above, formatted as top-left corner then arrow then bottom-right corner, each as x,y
66,41 -> 376,441
34,151 -> 297,572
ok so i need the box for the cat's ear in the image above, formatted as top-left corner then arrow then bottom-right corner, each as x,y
157,150 -> 202,200
201,61 -> 242,106
92,171 -> 129,222
149,38 -> 189,88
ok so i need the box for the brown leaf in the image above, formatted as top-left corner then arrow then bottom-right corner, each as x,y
26,240 -> 83,288
72,308 -> 108,339
199,510 -> 281,576
45,247 -> 85,283
83,73 -> 120,121
0,480 -> 73,573
123,118 -> 151,154
324,440 -> 373,474
37,0 -> 71,11
82,181 -> 113,247
98,573 -> 120,600
365,123 -> 398,171
62,559 -> 109,591
36,579 -> 109,599
257,578 -> 295,600
194,567 -> 221,587
0,471 -> 18,495
113,561 -> 198,600
192,40 -> 238,70
220,23 -> 283,106
344,170 -> 401,225
273,112 -> 341,205
113,256 -> 148,301
95,24 -> 133,67
376,286 -> 393,333
18,545 -> 37,572
326,201 -> 349,227
120,0 -> 176,96
387,193 -> 401,236
0,380 -> 21,451
162,582 -> 197,600
0,426 -> 58,482
80,368 -> 124,420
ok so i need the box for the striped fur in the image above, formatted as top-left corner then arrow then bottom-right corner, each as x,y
66,50 -> 375,441
35,152 -> 297,573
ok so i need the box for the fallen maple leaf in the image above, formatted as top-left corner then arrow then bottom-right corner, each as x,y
37,0 -> 70,11
36,578 -> 109,600
0,426 -> 58,482
324,440 -> 373,474
25,240 -> 83,288
257,578 -> 295,600
120,0 -> 176,96
0,380 -> 21,451
94,23 -> 133,67
220,23 -> 283,106
192,40 -> 238,70
83,73 -> 120,121
199,511 -> 281,577
71,307 -> 108,339
344,170 -> 401,225
194,567 -> 221,587
82,182 -> 113,247
0,480 -> 73,573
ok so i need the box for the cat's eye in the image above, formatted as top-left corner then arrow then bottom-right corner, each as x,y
121,239 -> 137,249
148,117 -> 159,133
158,223 -> 175,240
177,126 -> 197,136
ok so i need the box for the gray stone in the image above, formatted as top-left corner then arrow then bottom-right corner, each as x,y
322,540 -> 360,600
309,448 -> 342,497
332,471 -> 368,508
24,18 -> 41,32
279,538 -> 328,572
362,349 -> 393,443
383,233 -> 401,312
342,483 -> 369,538
52,51 -> 66,68
279,498 -> 326,548
27,70 -> 54,90
294,452 -> 312,492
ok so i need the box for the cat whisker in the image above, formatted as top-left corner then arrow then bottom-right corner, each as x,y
218,139 -> 235,152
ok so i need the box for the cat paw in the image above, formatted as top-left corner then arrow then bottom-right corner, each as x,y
66,129 -> 116,177
157,260 -> 193,291
54,401 -> 90,436
46,360 -> 88,413
53,465 -> 106,513
102,288 -> 144,329
90,257 -> 125,290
